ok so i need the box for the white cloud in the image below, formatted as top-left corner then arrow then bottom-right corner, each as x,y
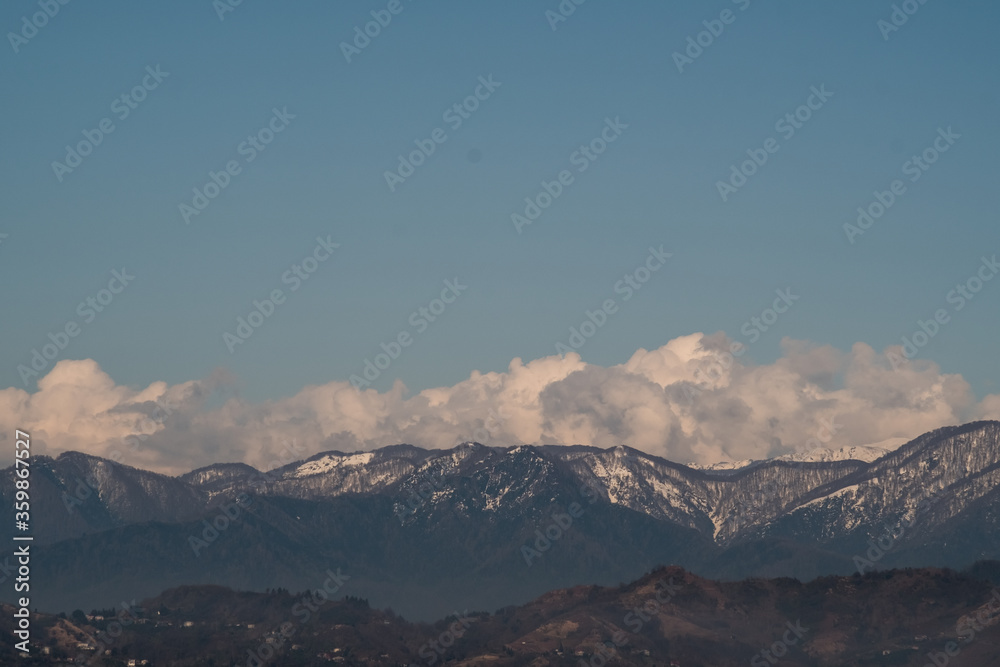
2,334 -> 997,475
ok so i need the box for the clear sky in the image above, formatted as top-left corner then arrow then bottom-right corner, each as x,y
2,0 -> 999,407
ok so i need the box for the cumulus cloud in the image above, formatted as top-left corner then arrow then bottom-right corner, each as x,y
1,333 -> 998,475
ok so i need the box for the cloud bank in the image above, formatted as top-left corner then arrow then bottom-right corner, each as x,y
2,333 -> 998,475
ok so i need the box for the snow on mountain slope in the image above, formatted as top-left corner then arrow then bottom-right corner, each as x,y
689,444 -> 892,472
778,445 -> 890,464
773,422 -> 1000,544
293,452 -> 374,477
172,422 -> 1000,548
688,459 -> 759,472
9,422 -> 1000,556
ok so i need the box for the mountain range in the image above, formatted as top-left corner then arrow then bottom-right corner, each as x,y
3,420 -> 1000,621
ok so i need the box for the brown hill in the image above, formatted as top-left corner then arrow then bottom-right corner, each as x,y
4,565 -> 1000,666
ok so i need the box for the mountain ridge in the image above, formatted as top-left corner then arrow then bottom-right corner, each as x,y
3,421 -> 999,620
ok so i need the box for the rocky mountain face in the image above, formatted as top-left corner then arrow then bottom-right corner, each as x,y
2,421 -> 999,621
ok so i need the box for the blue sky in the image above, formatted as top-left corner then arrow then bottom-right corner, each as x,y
2,0 -> 999,404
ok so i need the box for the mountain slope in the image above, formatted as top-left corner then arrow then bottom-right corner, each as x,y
12,565 -> 1000,666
